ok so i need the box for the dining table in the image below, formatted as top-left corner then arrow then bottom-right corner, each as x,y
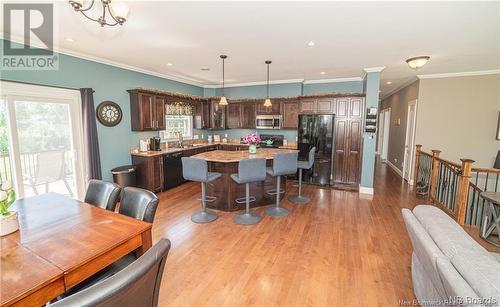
0,193 -> 153,307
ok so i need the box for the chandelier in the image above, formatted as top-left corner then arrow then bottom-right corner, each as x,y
69,0 -> 130,27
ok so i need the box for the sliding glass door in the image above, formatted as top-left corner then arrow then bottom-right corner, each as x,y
0,81 -> 86,199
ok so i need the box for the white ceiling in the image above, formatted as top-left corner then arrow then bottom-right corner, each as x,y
3,1 -> 500,96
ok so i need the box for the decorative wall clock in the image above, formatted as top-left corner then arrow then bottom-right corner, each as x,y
96,101 -> 122,127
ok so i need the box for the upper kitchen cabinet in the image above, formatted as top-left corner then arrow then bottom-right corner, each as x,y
209,98 -> 226,130
256,101 -> 281,115
281,99 -> 299,129
298,96 -> 335,114
193,100 -> 211,129
227,102 -> 242,129
128,90 -> 165,131
226,101 -> 256,129
241,102 -> 256,128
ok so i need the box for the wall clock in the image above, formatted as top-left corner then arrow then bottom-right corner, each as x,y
96,101 -> 122,127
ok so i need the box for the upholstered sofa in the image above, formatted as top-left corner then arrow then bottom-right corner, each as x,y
402,205 -> 500,307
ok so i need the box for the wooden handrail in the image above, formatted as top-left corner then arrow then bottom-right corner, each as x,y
471,167 -> 500,174
435,157 -> 462,169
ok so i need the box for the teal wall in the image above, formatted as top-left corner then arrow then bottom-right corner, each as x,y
302,81 -> 363,95
1,39 -> 203,181
214,82 -> 303,99
360,71 -> 381,190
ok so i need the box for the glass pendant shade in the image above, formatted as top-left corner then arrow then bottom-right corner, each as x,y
406,56 -> 430,69
263,98 -> 272,107
111,1 -> 130,19
219,96 -> 228,105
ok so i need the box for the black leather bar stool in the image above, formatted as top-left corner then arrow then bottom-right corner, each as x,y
265,152 -> 298,217
182,157 -> 221,224
289,147 -> 316,205
230,158 -> 267,225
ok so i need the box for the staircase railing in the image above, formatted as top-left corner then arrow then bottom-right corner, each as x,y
414,145 -> 499,226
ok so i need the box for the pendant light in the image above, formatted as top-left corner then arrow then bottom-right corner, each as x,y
263,60 -> 272,107
219,55 -> 228,105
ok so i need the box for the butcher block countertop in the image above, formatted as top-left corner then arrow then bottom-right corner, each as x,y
192,148 -> 298,163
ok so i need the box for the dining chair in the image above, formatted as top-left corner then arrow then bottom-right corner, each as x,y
84,179 -> 121,211
119,187 -> 159,223
52,238 -> 171,307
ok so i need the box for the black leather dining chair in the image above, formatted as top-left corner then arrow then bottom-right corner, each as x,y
119,187 -> 159,223
84,180 -> 122,211
53,238 -> 171,307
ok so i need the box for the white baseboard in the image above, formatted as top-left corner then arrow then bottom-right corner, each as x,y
359,185 -> 374,195
386,160 -> 403,178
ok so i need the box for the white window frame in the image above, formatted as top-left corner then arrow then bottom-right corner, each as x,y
0,80 -> 86,199
164,115 -> 193,140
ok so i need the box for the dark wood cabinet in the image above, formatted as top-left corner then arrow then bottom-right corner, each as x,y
132,155 -> 163,193
227,103 -> 242,129
256,101 -> 281,115
299,97 -> 335,114
241,102 -> 256,128
282,100 -> 299,129
332,97 -> 365,189
128,90 -> 165,131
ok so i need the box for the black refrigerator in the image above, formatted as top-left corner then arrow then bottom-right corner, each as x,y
297,114 -> 334,186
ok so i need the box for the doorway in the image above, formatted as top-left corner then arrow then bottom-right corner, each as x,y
0,81 -> 86,199
379,108 -> 391,161
403,100 -> 418,184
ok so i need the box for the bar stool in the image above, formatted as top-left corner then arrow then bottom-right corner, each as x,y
265,152 -> 298,217
231,158 -> 267,225
181,157 -> 221,223
289,147 -> 316,205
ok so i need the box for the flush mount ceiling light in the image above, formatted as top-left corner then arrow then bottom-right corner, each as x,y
219,55 -> 228,106
65,37 -> 75,42
69,0 -> 129,27
320,71 -> 326,75
263,60 -> 273,107
406,56 -> 430,70
167,63 -> 173,66
386,81 -> 392,85
307,41 -> 315,47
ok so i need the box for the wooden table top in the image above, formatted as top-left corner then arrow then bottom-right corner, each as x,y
192,148 -> 299,163
1,193 -> 152,306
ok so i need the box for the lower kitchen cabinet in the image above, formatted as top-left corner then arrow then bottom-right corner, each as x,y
131,155 -> 163,193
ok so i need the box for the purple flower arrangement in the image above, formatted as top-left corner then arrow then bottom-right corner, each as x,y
244,132 -> 261,145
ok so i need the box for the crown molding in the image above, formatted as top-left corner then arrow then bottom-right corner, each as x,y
1,34 -> 207,88
203,79 -> 305,89
302,77 -> 363,84
417,69 -> 500,79
363,67 -> 386,73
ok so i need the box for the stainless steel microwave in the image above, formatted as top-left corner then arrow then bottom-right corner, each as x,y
255,115 -> 282,129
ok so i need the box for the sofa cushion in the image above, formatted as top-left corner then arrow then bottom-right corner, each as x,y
450,248 -> 500,304
435,257 -> 479,304
402,208 -> 448,298
412,205 -> 492,260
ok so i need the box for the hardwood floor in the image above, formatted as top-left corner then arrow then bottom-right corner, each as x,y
151,161 -> 424,306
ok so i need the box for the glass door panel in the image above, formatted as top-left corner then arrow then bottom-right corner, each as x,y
0,98 -> 13,184
14,99 -> 77,197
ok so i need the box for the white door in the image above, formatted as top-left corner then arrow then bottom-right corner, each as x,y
381,108 -> 391,161
403,100 -> 418,183
377,111 -> 385,155
0,81 -> 86,199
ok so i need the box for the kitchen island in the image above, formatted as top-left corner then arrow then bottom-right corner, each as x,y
192,148 -> 298,211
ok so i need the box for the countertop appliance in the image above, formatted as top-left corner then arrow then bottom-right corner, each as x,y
259,134 -> 284,148
149,137 -> 161,151
297,114 -> 334,186
163,151 -> 185,190
256,115 -> 282,129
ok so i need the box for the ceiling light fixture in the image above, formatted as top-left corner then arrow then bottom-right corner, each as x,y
167,63 -> 173,66
320,71 -> 326,75
307,41 -> 315,47
69,0 -> 129,27
263,60 -> 272,107
219,55 -> 228,106
386,81 -> 392,85
65,37 -> 75,42
406,56 -> 430,70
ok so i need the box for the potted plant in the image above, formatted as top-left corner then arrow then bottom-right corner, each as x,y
244,132 -> 261,154
0,181 -> 18,236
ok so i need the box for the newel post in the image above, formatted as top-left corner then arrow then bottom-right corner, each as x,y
413,144 -> 423,188
455,159 -> 474,225
429,150 -> 441,200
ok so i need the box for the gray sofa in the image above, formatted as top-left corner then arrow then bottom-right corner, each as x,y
402,205 -> 500,307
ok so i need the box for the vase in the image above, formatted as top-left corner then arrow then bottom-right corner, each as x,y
0,211 -> 19,236
249,144 -> 257,154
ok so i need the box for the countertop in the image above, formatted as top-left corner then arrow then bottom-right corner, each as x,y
191,148 -> 298,163
131,143 -> 298,157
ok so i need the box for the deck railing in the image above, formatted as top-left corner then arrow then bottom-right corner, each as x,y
414,145 -> 500,226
